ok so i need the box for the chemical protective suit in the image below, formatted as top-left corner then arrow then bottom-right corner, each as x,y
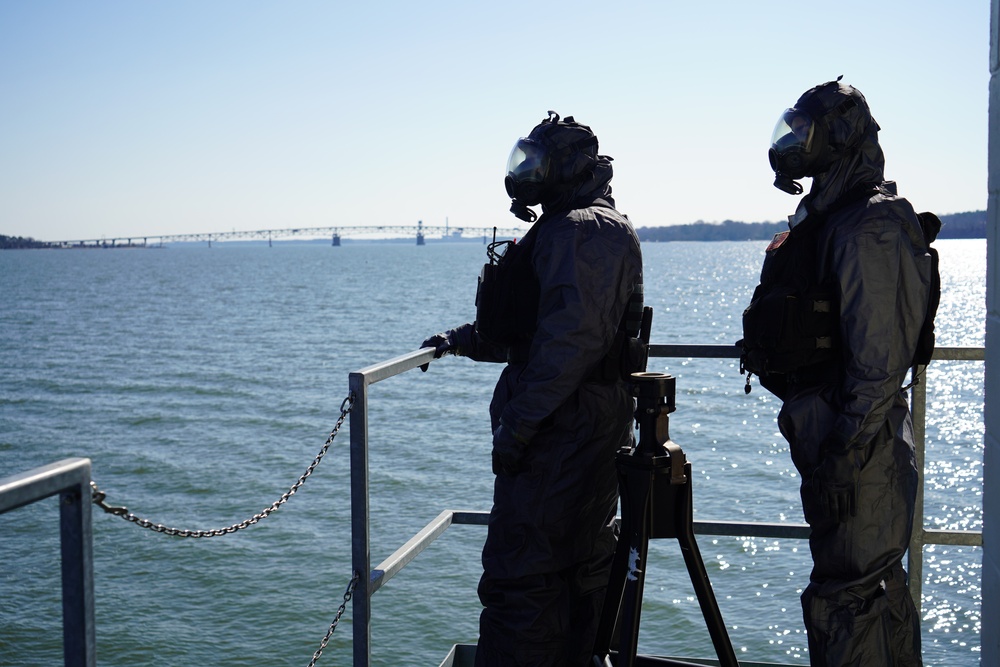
747,79 -> 932,666
422,112 -> 643,666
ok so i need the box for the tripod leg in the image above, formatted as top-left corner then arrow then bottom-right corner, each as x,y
675,463 -> 740,667
615,467 -> 655,667
593,464 -> 654,667
592,517 -> 630,660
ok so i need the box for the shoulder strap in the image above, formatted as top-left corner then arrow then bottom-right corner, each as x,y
912,212 -> 942,367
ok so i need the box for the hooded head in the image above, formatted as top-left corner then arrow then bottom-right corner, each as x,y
768,78 -> 885,214
505,111 -> 613,221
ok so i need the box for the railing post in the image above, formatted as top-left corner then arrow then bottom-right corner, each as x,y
346,348 -> 435,667
0,458 -> 96,667
350,372 -> 372,667
908,364 -> 928,610
60,471 -> 96,667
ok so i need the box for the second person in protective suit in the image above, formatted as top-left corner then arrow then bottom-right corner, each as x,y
421,111 -> 644,666
743,78 -> 932,666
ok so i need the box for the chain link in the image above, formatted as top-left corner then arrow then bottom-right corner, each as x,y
90,393 -> 355,537
307,571 -> 359,667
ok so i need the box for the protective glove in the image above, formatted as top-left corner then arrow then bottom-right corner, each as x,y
492,423 -> 528,476
419,323 -> 474,371
812,444 -> 861,523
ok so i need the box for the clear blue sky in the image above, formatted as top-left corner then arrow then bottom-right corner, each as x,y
0,1 -> 990,242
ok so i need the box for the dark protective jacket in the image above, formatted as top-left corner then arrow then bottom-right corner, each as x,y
461,158 -> 644,666
458,159 -> 643,442
776,183 -> 929,667
764,83 -> 930,667
782,182 -> 932,450
494,210 -> 642,436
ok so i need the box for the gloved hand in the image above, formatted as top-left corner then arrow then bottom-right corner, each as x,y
419,323 -> 474,372
492,423 -> 528,476
812,444 -> 861,523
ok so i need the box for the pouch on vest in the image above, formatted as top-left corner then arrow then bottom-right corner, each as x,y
589,302 -> 652,383
741,282 -> 837,376
475,230 -> 540,346
739,216 -> 838,395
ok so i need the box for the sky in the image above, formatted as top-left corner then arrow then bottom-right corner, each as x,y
0,1 -> 991,242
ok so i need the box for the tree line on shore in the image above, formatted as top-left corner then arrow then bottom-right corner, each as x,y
0,235 -> 54,249
1,211 -> 988,249
634,210 -> 986,242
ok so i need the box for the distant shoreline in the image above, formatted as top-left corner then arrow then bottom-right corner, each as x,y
1,210 -> 987,249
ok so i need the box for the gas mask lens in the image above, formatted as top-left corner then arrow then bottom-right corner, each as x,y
506,139 -> 549,183
770,109 -> 815,153
769,108 -> 817,193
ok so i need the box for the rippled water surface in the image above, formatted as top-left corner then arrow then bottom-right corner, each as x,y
0,239 -> 984,665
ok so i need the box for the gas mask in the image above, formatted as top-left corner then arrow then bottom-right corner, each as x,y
504,111 -> 599,221
505,138 -> 550,221
768,108 -> 830,195
768,77 -> 874,196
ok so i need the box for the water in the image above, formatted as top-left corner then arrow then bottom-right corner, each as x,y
0,239 -> 984,666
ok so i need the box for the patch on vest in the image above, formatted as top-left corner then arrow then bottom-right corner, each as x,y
766,231 -> 790,252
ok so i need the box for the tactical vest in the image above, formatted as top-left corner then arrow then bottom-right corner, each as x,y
740,211 -> 838,396
475,223 -> 541,346
475,204 -> 648,380
740,185 -> 940,396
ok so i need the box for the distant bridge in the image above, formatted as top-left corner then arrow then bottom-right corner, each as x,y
46,222 -> 528,248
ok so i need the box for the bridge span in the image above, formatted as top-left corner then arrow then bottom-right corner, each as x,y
48,222 -> 528,248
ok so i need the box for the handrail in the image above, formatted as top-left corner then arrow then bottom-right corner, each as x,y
1,345 -> 980,667
350,348 -> 437,667
0,457 -> 96,667
349,344 -> 985,666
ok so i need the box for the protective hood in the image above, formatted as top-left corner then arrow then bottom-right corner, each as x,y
771,78 -> 885,218
542,153 -> 614,215
505,111 -> 607,220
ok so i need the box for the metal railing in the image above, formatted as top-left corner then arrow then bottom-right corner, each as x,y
0,457 -> 96,667
348,344 -> 986,667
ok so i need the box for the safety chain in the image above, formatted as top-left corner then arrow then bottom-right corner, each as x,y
307,570 -> 359,667
90,393 -> 355,537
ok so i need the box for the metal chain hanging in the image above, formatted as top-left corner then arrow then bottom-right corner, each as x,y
307,571 -> 359,667
89,392 -> 360,664
90,393 -> 354,537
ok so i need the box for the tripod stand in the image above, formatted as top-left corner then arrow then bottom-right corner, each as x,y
592,372 -> 740,667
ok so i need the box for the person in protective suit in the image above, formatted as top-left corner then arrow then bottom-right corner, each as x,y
755,79 -> 932,665
420,111 -> 643,666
